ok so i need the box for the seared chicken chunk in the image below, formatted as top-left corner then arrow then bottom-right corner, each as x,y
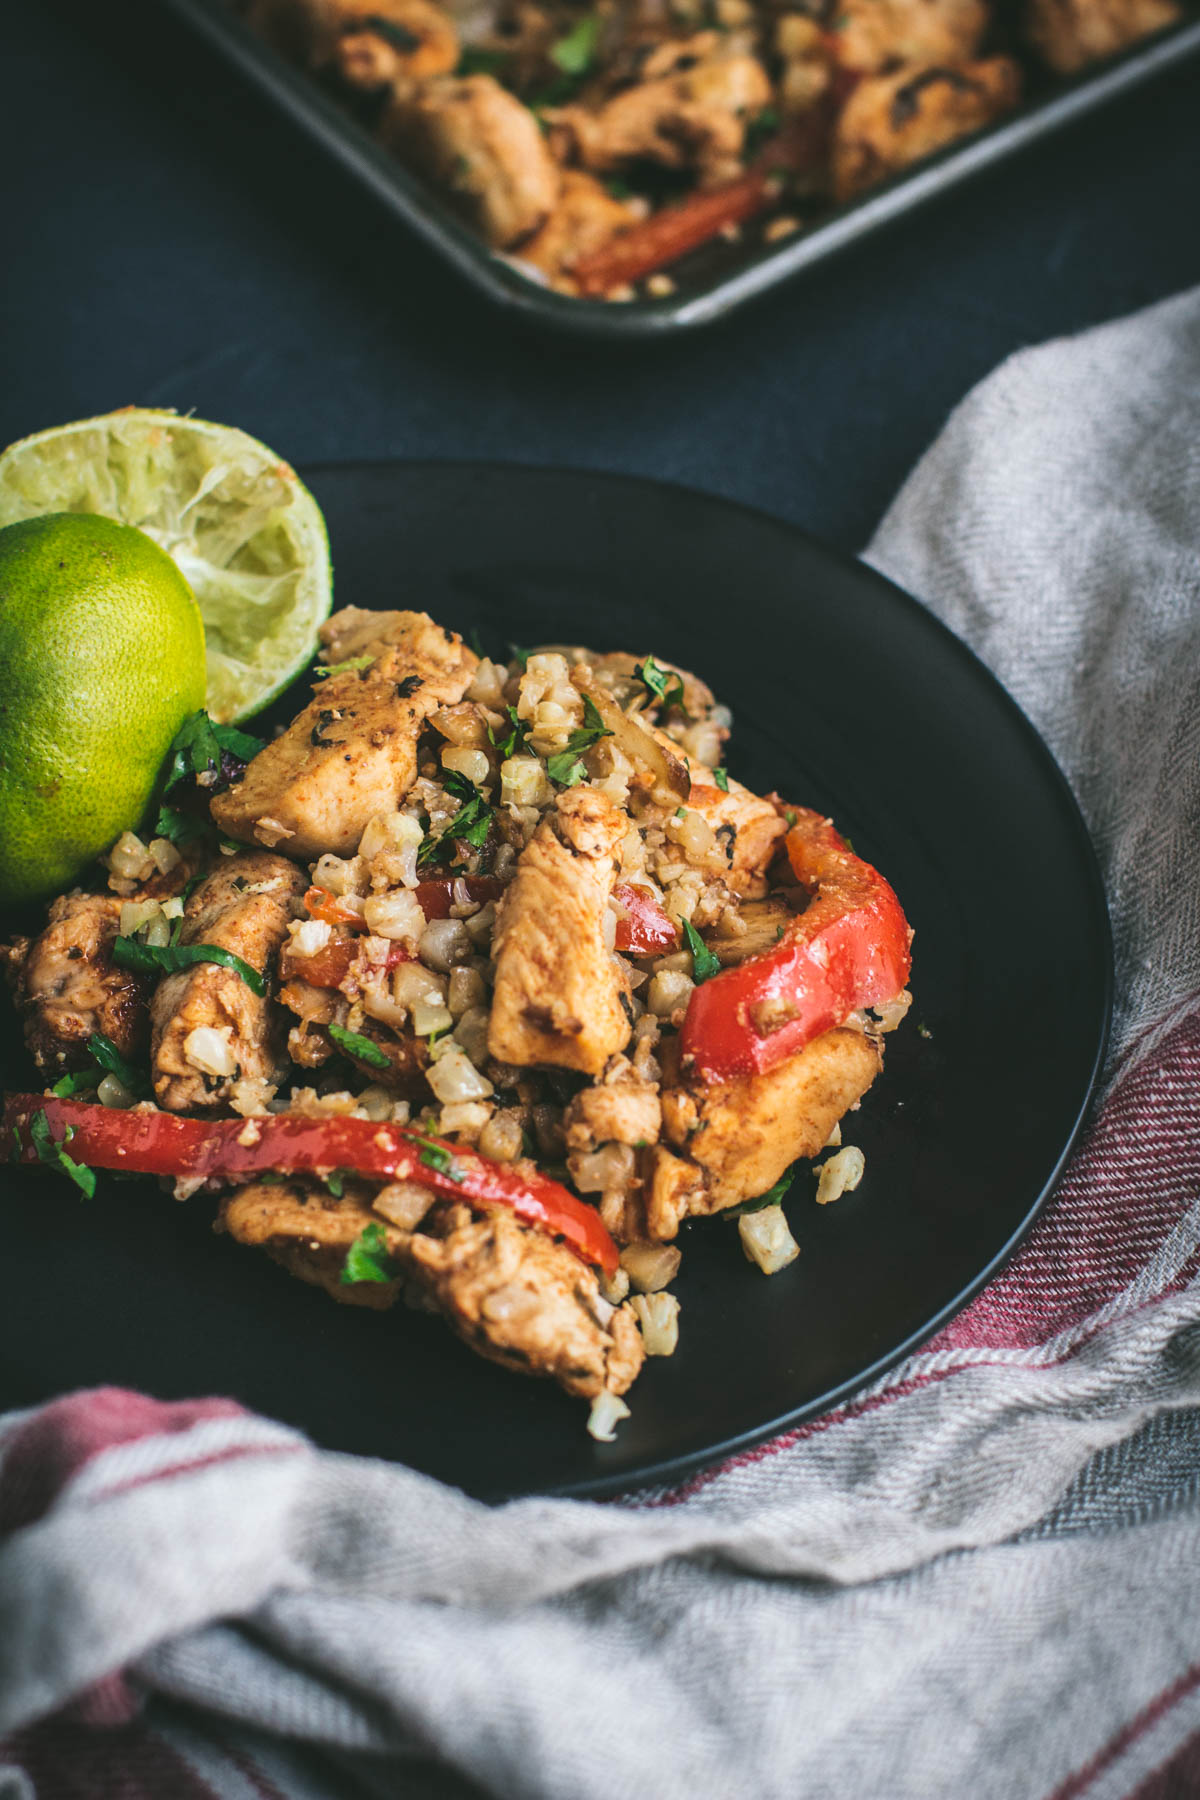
565,1068 -> 662,1151
4,892 -> 149,1077
246,0 -> 459,85
150,853 -> 305,1113
518,171 -> 643,286
489,787 -> 633,1075
1024,0 -> 1181,69
381,75 -> 560,247
833,0 -> 991,72
212,608 -> 477,860
832,58 -> 1021,201
220,1181 -> 644,1398
548,34 -> 773,188
686,774 -> 788,898
649,1026 -> 882,1233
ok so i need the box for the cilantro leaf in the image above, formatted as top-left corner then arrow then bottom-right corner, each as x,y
682,917 -> 721,984
315,655 -> 375,679
713,766 -> 730,792
545,694 -> 612,786
416,1137 -> 465,1183
327,1171 -> 345,1198
546,753 -> 587,787
340,1221 -> 394,1285
419,771 -> 493,865
489,704 -> 532,761
30,1110 -> 97,1198
633,656 -> 687,713
163,711 -> 263,793
154,801 -> 209,847
112,936 -> 266,996
730,1166 -> 795,1216
328,1023 -> 390,1069
549,12 -> 600,74
51,1069 -> 100,1098
87,1032 -> 151,1099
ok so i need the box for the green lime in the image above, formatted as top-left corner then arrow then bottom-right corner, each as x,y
0,409 -> 331,724
0,512 -> 207,906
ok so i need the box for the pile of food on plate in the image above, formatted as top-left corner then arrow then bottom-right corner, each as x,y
238,0 -> 1183,297
4,603 -> 912,1437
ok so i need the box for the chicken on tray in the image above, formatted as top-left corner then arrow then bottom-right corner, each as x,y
5,610 -> 912,1438
237,0 -> 1182,298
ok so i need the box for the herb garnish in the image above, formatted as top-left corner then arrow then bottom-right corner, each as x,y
51,1069 -> 100,1098
29,1110 -> 96,1198
340,1221 -> 394,1285
85,1031 -> 152,1098
509,644 -> 531,669
112,936 -> 267,996
414,1136 -> 466,1182
315,654 -> 375,679
418,770 -> 493,865
546,694 -> 613,787
713,766 -> 730,792
163,711 -> 263,794
548,12 -> 600,74
682,917 -> 721,983
328,1024 -> 390,1069
489,704 -> 533,760
326,1171 -> 345,1198
743,104 -> 780,159
730,1166 -> 795,1216
633,656 -> 687,713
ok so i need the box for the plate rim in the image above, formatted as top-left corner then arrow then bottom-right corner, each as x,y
299,458 -> 1114,1497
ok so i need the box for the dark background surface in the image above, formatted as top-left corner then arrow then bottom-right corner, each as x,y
4,1 -> 1199,551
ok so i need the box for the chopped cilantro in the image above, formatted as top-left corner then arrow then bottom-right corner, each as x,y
30,1110 -> 96,1198
328,1023 -> 390,1069
633,655 -> 687,713
87,1032 -> 151,1099
457,45 -> 507,76
112,936 -> 266,996
548,13 -> 600,75
547,752 -> 587,787
730,1166 -> 795,1216
785,810 -> 798,827
51,1068 -> 100,1099
713,766 -> 730,792
326,1171 -> 345,1198
416,1137 -> 465,1182
682,917 -> 721,984
546,695 -> 612,787
154,801 -> 207,846
490,704 -> 532,760
606,177 -> 633,200
163,711 -> 264,793
744,104 -> 780,159
315,655 -> 375,679
674,806 -> 686,819
340,1221 -> 394,1285
419,770 -> 493,864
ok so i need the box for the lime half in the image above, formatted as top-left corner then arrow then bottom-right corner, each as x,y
0,409 -> 331,723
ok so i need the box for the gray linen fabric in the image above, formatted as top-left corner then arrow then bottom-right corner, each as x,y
2,287 -> 1199,1800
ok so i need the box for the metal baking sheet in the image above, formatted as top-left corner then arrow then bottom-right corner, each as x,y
163,0 -> 1200,337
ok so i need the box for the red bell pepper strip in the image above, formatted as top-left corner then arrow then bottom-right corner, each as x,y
680,807 -> 911,1083
573,170 -> 774,298
281,936 -> 412,990
613,882 -> 679,956
5,1096 -> 619,1275
304,887 -> 365,929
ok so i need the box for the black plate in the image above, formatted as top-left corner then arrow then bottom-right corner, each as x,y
0,465 -> 1111,1499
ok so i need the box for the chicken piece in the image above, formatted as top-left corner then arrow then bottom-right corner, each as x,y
832,58 -> 1021,202
211,608 -> 477,860
651,1026 -> 882,1232
685,774 -> 788,899
4,892 -> 149,1077
645,1144 -> 707,1242
776,14 -> 835,114
517,171 -> 642,288
1023,0 -> 1181,70
489,787 -> 633,1075
829,0 -> 990,73
565,1068 -> 662,1151
408,1208 -> 644,1398
548,34 -> 773,188
381,75 -> 560,248
150,853 -> 306,1113
245,0 -> 459,86
220,1181 -> 644,1398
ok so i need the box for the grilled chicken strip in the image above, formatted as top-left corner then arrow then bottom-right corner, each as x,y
832,57 -> 1021,202
211,608 -> 478,860
686,773 -> 788,899
833,0 -> 991,72
246,0 -> 459,85
647,1025 -> 883,1235
489,787 -> 633,1076
219,1181 -> 644,1399
4,892 -> 149,1077
150,853 -> 306,1112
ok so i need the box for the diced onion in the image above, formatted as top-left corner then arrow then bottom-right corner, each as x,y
478,1111 -> 524,1162
426,1049 -> 494,1104
119,900 -> 164,937
823,1120 -> 842,1149
619,1242 -> 681,1293
182,1025 -> 238,1079
738,1205 -> 800,1275
438,1100 -> 492,1139
355,1085 -> 393,1122
647,969 -> 694,1018
108,830 -> 156,881
442,746 -> 491,786
373,1179 -> 435,1229
97,1073 -> 135,1109
631,1291 -> 680,1356
874,989 -> 913,1033
815,1145 -> 865,1206
665,809 -> 716,861
587,1391 -> 631,1442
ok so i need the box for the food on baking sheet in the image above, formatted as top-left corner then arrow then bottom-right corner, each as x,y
5,613 -> 912,1435
235,0 -> 1181,298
